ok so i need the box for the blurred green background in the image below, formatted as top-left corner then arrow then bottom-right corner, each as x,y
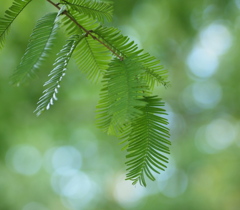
1,0 -> 240,209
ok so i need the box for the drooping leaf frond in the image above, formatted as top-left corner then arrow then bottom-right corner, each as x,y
0,0 -> 33,49
138,53 -> 169,88
73,36 -> 112,82
11,12 -> 61,86
62,9 -> 100,36
63,12 -> 112,82
34,35 -> 83,116
1,0 -> 171,187
124,96 -> 171,187
94,26 -> 143,58
61,0 -> 113,23
96,57 -> 149,136
94,27 -> 169,88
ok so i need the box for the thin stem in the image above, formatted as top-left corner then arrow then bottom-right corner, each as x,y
46,0 -> 124,60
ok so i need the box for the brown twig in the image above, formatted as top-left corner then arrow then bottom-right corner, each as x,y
46,0 -> 124,60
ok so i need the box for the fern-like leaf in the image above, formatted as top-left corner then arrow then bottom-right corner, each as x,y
0,0 -> 33,49
11,12 -> 61,86
94,27 -> 169,88
96,57 -> 149,136
61,0 -> 113,23
74,36 -> 112,82
124,96 -> 171,187
63,12 -> 112,82
94,26 -> 143,58
63,7 -> 100,36
34,35 -> 84,116
138,53 -> 169,88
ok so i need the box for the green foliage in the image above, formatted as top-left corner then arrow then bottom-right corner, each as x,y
11,12 -> 61,86
124,96 -> 170,187
94,26 -> 143,58
96,56 -> 148,136
0,0 -> 170,186
61,0 -> 113,23
138,53 -> 169,88
73,35 -> 112,82
0,0 -> 33,49
34,34 -> 84,116
62,11 -> 112,82
93,26 -> 169,88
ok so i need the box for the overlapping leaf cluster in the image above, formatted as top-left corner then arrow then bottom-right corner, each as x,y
0,0 -> 171,186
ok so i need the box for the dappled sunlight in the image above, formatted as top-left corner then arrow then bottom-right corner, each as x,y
205,118 -> 237,151
181,80 -> 222,112
113,174 -> 146,208
187,45 -> 219,78
1,0 -> 240,209
200,24 -> 232,56
154,160 -> 188,198
195,117 -> 237,154
187,23 -> 232,78
161,169 -> 188,198
51,146 -> 82,175
51,170 -> 93,199
192,80 -> 222,109
5,144 -> 42,176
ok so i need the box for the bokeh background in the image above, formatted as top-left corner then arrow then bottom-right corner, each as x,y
1,0 -> 240,209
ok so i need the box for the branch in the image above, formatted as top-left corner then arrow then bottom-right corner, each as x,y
46,0 -> 124,60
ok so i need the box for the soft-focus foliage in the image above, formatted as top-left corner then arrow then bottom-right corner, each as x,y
125,96 -> 170,186
1,0 -> 240,210
35,34 -> 83,116
11,12 -> 60,85
61,0 -> 113,23
1,0 -> 170,186
0,0 -> 33,49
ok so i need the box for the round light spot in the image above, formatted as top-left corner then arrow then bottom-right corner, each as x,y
195,118 -> 237,153
200,24 -> 232,56
187,46 -> 218,78
6,145 -> 42,176
187,23 -> 232,78
113,174 -> 145,207
51,146 -> 82,175
205,119 -> 236,150
51,169 -> 93,200
161,169 -> 188,198
192,80 -> 222,109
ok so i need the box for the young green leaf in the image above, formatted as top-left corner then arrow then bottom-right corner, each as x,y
96,57 -> 149,136
94,26 -> 169,88
124,96 -> 171,187
61,0 -> 113,23
34,35 -> 83,116
62,9 -> 100,36
0,0 -> 171,187
62,11 -> 112,82
73,36 -> 112,82
133,53 -> 169,89
0,0 -> 33,49
11,12 -> 61,86
94,26 -> 143,58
